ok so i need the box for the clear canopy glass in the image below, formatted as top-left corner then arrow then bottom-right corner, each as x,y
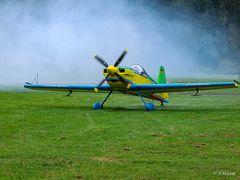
130,64 -> 148,77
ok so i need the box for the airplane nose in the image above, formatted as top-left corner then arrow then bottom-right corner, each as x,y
107,66 -> 118,75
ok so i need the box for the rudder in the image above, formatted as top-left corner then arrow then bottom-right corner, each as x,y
157,66 -> 169,100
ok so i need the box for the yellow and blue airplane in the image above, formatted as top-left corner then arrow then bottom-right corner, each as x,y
24,49 -> 239,111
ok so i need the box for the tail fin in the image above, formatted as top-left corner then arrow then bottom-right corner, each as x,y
158,66 -> 166,84
157,66 -> 169,100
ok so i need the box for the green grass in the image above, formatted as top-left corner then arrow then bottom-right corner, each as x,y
0,86 -> 239,179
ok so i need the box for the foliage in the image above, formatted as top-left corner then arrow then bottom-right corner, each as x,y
139,0 -> 240,74
170,0 -> 240,73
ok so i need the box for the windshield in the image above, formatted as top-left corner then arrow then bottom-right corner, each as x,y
130,64 -> 148,77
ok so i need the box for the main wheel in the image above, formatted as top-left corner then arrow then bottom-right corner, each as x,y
145,102 -> 155,111
93,102 -> 103,110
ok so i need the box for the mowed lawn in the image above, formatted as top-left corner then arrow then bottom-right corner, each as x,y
0,86 -> 239,179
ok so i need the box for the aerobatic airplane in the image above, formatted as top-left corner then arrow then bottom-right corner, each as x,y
24,49 -> 239,111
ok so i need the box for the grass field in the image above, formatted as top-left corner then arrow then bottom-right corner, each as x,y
0,82 -> 239,179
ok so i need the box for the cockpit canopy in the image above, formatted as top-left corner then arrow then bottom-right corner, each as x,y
130,64 -> 148,77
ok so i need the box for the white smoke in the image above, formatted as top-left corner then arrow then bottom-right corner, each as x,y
0,0 -> 233,85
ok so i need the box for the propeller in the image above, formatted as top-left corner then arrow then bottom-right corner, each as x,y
114,49 -> 128,67
94,74 -> 109,92
114,73 -> 129,84
92,54 -> 109,68
93,49 -> 128,92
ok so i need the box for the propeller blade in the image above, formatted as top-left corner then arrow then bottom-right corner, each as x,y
114,49 -> 128,67
93,54 -> 109,68
98,78 -> 106,87
94,74 -> 109,92
115,73 -> 129,84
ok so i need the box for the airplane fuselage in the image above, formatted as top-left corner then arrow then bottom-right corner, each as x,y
103,66 -> 166,102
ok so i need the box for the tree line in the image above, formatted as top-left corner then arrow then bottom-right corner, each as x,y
162,0 -> 240,73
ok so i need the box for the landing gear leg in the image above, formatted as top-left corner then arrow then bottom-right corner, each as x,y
193,88 -> 199,96
160,100 -> 167,109
137,92 -> 155,111
160,100 -> 164,107
93,89 -> 113,110
66,89 -> 73,96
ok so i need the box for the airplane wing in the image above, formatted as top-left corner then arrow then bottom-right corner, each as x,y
24,84 -> 111,92
24,81 -> 238,94
129,82 -> 238,93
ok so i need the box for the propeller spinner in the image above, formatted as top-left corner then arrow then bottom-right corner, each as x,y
93,49 -> 128,92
